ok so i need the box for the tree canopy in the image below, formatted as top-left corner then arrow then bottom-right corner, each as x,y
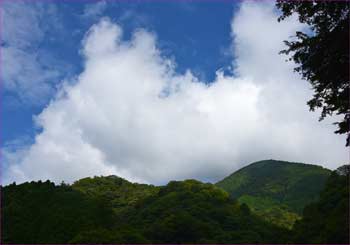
2,169 -> 348,244
292,167 -> 349,244
276,1 -> 350,145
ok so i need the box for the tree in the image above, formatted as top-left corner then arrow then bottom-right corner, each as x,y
276,1 -> 350,145
292,170 -> 349,244
335,164 -> 350,176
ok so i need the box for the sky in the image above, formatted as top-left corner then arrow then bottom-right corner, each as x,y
1,0 -> 348,185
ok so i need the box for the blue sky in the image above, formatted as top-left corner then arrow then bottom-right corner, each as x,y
3,0 -> 239,144
2,1 -> 347,185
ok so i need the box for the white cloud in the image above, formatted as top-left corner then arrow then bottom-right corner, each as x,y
3,2 -> 347,185
81,1 -> 107,19
1,2 -> 43,48
1,1 -> 60,105
3,46 -> 60,104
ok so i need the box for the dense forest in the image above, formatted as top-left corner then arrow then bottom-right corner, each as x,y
216,160 -> 331,228
2,160 -> 349,244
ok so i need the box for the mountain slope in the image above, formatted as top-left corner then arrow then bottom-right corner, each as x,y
292,168 -> 349,244
72,179 -> 289,244
1,178 -> 290,244
216,159 -> 331,228
3,162 -> 346,244
72,175 -> 159,215
2,181 -> 116,244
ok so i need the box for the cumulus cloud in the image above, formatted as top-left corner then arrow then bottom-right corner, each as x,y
3,2 -> 347,185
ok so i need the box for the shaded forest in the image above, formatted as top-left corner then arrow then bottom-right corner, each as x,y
2,160 -> 349,244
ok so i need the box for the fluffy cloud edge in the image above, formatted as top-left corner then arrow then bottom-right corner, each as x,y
2,2 -> 347,185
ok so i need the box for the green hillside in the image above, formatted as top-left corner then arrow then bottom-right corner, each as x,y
2,180 -> 116,244
3,161 -> 348,244
72,175 -> 159,215
1,178 -> 289,244
115,179 -> 289,244
292,169 -> 349,243
216,160 -> 331,228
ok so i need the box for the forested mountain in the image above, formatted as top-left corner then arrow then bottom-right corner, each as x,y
114,179 -> 290,243
1,161 -> 348,244
72,175 -> 159,215
292,169 -> 349,244
1,177 -> 289,244
216,160 -> 331,228
2,180 -> 115,243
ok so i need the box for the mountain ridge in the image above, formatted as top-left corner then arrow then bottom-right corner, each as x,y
215,159 -> 331,228
2,159 -> 347,244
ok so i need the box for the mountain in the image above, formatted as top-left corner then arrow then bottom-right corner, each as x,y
72,175 -> 159,215
3,160 -> 347,244
111,179 -> 289,244
292,168 -> 349,244
1,178 -> 289,244
216,159 -> 331,228
1,180 -> 116,244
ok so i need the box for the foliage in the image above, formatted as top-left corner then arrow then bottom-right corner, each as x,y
216,160 -> 330,228
2,163 -> 347,244
72,175 -> 159,215
2,180 -> 115,244
292,167 -> 349,244
122,179 -> 289,243
276,1 -> 350,145
238,195 -> 300,229
69,226 -> 150,244
2,177 -> 289,244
